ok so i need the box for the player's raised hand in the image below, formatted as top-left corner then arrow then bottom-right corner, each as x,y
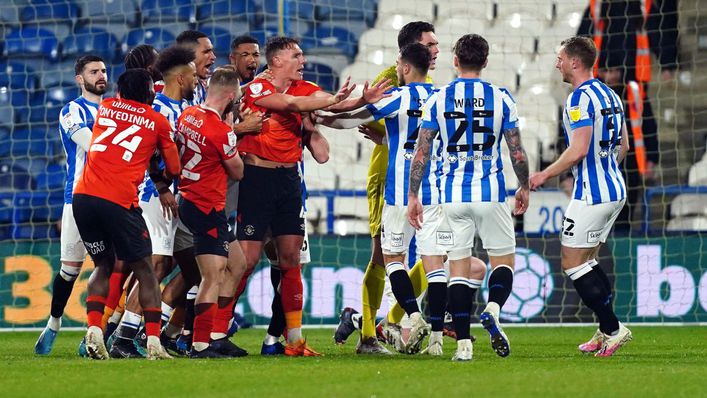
235,107 -> 267,135
255,68 -> 274,82
358,125 -> 385,145
332,77 -> 356,104
362,78 -> 394,104
513,186 -> 529,216
407,195 -> 424,230
529,171 -> 547,191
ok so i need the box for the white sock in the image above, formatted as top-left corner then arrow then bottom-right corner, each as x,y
484,302 -> 501,320
192,342 -> 209,352
160,302 -> 174,324
47,316 -> 61,331
59,264 -> 80,282
264,334 -> 279,345
287,328 -> 302,344
164,323 -> 182,339
120,310 -> 141,331
109,310 -> 123,324
210,332 -> 227,340
564,261 -> 594,281
351,313 -> 362,330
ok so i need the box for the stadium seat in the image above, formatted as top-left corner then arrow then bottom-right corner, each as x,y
378,0 -> 434,20
20,0 -> 81,39
375,13 -> 426,31
140,0 -> 196,24
62,27 -> 121,63
688,158 -> 707,186
0,62 -> 39,92
78,0 -> 138,25
197,0 -> 256,24
494,0 -> 554,22
28,88 -> 71,124
357,28 -> 399,54
45,83 -> 81,104
552,0 -> 587,20
260,19 -> 311,38
516,83 -> 562,123
537,25 -> 577,56
436,19 -> 489,50
123,27 -> 176,52
483,59 -> 519,92
300,26 -> 358,58
435,0 -> 492,20
498,12 -> 547,37
0,163 -> 35,191
670,194 -> 707,218
667,216 -> 707,231
0,103 -> 16,130
198,25 -> 234,56
0,2 -> 21,26
35,163 -> 65,190
339,61 -> 386,84
262,0 -> 316,35
248,27 -> 281,50
484,28 -> 536,58
2,27 -> 60,60
356,47 -> 398,66
518,116 -> 557,164
316,0 -> 377,27
303,62 -> 338,92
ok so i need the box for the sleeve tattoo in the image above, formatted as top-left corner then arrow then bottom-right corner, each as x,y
503,127 -> 530,188
408,127 -> 436,196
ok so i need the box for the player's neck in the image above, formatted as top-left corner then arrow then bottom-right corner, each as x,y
270,74 -> 293,93
457,71 -> 481,79
571,71 -> 595,89
82,91 -> 101,104
406,73 -> 427,85
162,84 -> 183,102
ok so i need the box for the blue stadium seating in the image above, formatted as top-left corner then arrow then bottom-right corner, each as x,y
303,62 -> 338,92
315,0 -> 377,26
248,28 -> 281,49
0,162 -> 35,191
141,0 -> 196,23
124,27 -> 176,52
0,62 -> 39,92
198,25 -> 234,56
62,27 -> 121,62
29,88 -> 69,124
300,26 -> 358,58
261,0 -> 315,35
2,27 -> 60,60
45,83 -> 81,104
35,163 -> 65,190
20,0 -> 81,27
197,0 -> 256,23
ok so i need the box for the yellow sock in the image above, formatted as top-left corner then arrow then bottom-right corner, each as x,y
361,262 -> 386,338
387,259 -> 428,324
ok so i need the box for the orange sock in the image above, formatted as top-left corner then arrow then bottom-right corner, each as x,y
86,295 -> 106,329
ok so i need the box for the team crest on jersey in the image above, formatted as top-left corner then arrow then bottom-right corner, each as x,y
448,154 -> 458,163
404,151 -> 413,160
569,106 -> 582,122
599,149 -> 610,158
250,83 -> 263,94
244,225 -> 255,236
227,132 -> 237,147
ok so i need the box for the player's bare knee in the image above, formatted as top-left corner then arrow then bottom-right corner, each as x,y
469,257 -> 487,280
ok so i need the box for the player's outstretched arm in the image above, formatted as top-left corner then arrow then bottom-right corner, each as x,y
407,127 -> 436,230
255,77 -> 355,113
315,108 -> 375,129
324,78 -> 394,113
503,126 -> 530,215
529,125 -> 592,190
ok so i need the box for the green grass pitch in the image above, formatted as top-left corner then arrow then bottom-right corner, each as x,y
1,327 -> 704,397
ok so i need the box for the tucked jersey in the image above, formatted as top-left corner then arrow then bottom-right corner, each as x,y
59,96 -> 99,204
238,79 -> 322,163
562,78 -> 626,204
74,98 -> 177,209
177,104 -> 239,213
366,83 -> 439,206
139,92 -> 185,202
421,78 -> 518,204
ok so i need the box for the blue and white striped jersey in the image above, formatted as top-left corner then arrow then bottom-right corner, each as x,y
366,82 -> 439,206
139,92 -> 184,202
562,79 -> 626,205
59,96 -> 99,204
184,79 -> 207,107
420,78 -> 518,204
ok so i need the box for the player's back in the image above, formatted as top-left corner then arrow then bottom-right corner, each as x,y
74,97 -> 173,208
425,77 -> 517,204
562,78 -> 626,205
59,96 -> 99,204
177,104 -> 237,213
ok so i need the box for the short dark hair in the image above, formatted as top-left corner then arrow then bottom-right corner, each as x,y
397,21 -> 435,49
176,30 -> 208,46
231,35 -> 259,53
125,44 -> 162,82
399,43 -> 432,75
265,36 -> 300,64
561,36 -> 597,70
453,34 -> 489,71
154,45 -> 195,75
117,69 -> 154,104
75,55 -> 105,75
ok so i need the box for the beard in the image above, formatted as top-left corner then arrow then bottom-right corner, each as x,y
84,81 -> 107,96
222,99 -> 236,120
183,86 -> 195,102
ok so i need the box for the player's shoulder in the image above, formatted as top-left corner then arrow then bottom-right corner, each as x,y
291,79 -> 322,95
374,65 -> 398,86
246,78 -> 275,98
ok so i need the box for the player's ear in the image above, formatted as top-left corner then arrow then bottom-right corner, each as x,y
75,74 -> 84,86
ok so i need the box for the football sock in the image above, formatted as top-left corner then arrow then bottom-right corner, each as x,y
50,264 -> 79,319
426,269 -> 447,332
234,267 -> 255,302
160,301 -> 175,325
211,296 -> 235,340
183,285 -> 198,335
47,316 -> 61,332
361,262 -> 385,338
566,261 -> 620,335
386,262 -> 420,316
193,302 -> 216,350
388,259 -> 427,324
143,307 -> 161,338
263,334 -> 279,345
116,310 -> 141,339
468,278 -> 482,316
267,264 -> 286,338
281,265 -> 304,344
448,277 -> 472,340
590,259 -> 614,298
487,265 -> 514,310
351,313 -> 362,330
86,295 -> 106,329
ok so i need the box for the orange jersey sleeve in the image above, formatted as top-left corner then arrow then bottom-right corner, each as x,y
74,98 -> 174,209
